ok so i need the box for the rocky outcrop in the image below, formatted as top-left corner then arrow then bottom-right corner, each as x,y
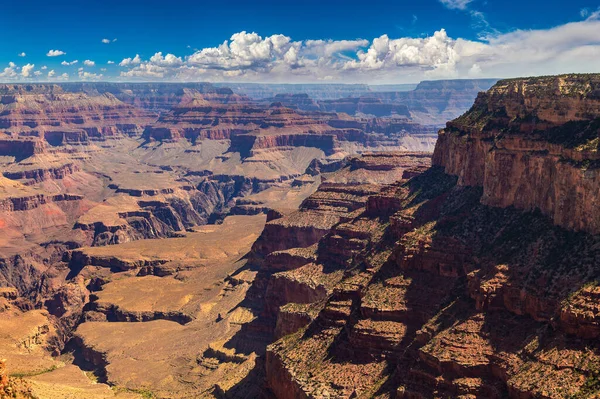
262,94 -> 321,111
319,96 -> 411,117
433,74 -> 600,234
59,82 -> 225,112
0,138 -> 45,160
3,163 -> 79,184
142,93 -> 262,142
242,151 -> 431,348
254,75 -> 600,399
381,78 -> 498,124
0,84 -> 156,146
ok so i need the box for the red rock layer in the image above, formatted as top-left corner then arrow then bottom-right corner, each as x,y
251,75 -> 600,399
433,74 -> 600,233
0,84 -> 156,146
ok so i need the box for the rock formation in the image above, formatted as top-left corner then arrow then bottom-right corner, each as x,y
5,77 -> 570,399
228,74 -> 600,399
318,96 -> 411,117
0,84 -> 156,146
434,74 -> 600,233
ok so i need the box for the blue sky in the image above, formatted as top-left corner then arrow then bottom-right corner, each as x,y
1,0 -> 599,83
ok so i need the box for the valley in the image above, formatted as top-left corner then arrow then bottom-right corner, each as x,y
1,75 -> 599,399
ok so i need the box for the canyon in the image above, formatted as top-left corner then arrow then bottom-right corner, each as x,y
1,75 -> 598,399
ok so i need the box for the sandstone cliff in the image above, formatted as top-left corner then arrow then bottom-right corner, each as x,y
433,74 -> 600,233
0,84 -> 156,146
249,75 -> 600,399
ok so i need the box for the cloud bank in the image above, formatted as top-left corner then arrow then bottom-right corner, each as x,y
114,20 -> 600,83
2,16 -> 600,83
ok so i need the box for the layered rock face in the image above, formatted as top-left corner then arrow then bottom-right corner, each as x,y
245,151 -> 432,338
263,94 -> 321,111
59,82 -> 219,112
385,78 -> 498,124
318,97 -> 411,117
144,95 -> 345,154
433,74 -> 600,233
0,84 -> 156,145
144,92 -> 438,158
251,80 -> 495,123
0,79 -> 508,398
249,75 -> 600,399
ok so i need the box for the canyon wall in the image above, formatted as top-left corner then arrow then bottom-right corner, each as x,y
433,74 -> 600,233
251,75 -> 600,399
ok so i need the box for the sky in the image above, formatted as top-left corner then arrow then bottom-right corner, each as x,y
0,0 -> 599,83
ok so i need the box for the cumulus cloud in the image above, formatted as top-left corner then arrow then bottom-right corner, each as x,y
439,0 -> 474,10
119,54 -> 142,67
107,60 -> 115,64
84,60 -> 96,67
46,49 -> 66,57
149,52 -> 183,66
0,62 -> 18,79
185,32 -> 300,71
118,20 -> 600,83
48,70 -> 56,77
18,52 -> 26,57
78,70 -> 103,80
21,63 -> 35,77
3,18 -> 600,83
344,30 -> 457,71
41,65 -> 47,70
61,60 -> 78,66
102,38 -> 117,44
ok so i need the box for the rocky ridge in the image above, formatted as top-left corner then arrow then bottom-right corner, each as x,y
235,75 -> 600,399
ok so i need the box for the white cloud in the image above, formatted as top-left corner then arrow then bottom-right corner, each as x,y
344,30 -> 458,72
187,32 -> 295,70
84,60 -> 96,67
149,52 -> 183,66
48,70 -> 56,77
0,62 -> 18,80
21,63 -> 35,77
439,0 -> 474,10
119,54 -> 142,67
78,70 -> 103,80
119,20 -> 600,83
102,39 -> 111,44
34,71 -> 42,77
46,49 -> 66,57
1,18 -> 599,84
18,52 -> 26,57
107,60 -> 115,64
41,65 -> 47,70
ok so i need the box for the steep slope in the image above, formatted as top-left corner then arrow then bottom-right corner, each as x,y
434,74 -> 600,233
250,74 -> 600,399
